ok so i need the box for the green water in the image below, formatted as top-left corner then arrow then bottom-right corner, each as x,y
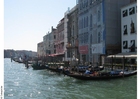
4,58 -> 137,99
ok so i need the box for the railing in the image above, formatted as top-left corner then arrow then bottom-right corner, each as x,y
66,43 -> 78,49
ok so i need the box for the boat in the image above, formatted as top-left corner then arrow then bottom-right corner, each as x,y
25,62 -> 29,69
32,63 -> 48,70
76,65 -> 104,73
47,66 -> 64,73
64,70 -> 137,80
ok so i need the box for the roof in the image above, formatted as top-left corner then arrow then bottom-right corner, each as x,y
121,2 -> 137,9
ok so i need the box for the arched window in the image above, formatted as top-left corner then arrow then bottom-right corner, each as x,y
90,14 -> 92,27
98,10 -> 100,22
98,32 -> 101,43
86,0 -> 88,7
84,17 -> 86,28
90,0 -> 92,5
80,3 -> 82,10
90,34 -> 92,44
72,25 -> 74,36
86,33 -> 88,43
81,19 -> 83,28
87,16 -> 88,27
78,20 -> 80,29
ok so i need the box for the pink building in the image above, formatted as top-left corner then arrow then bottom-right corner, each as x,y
55,18 -> 65,60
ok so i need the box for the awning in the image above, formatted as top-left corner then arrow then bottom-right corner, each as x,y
48,54 -> 57,57
107,52 -> 137,58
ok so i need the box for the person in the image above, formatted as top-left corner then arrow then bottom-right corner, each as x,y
63,67 -> 70,75
84,68 -> 91,75
94,71 -> 99,76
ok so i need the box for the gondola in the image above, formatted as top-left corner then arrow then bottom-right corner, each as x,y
64,70 -> 137,80
47,66 -> 64,73
32,63 -> 48,70
76,65 -> 104,73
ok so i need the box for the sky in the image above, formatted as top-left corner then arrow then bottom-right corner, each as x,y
4,0 -> 77,52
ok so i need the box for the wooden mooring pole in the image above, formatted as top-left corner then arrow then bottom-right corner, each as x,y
123,56 -> 125,77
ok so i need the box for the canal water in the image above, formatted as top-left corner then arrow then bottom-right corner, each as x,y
4,58 -> 137,99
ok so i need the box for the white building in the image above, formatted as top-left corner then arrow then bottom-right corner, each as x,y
43,32 -> 52,56
121,2 -> 137,53
37,41 -> 44,57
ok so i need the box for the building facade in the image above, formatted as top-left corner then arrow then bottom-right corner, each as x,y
37,41 -> 44,57
51,26 -> 57,55
37,0 -> 136,65
78,0 -> 89,64
43,32 -> 52,56
78,0 -> 130,65
55,18 -> 65,61
121,2 -> 137,53
66,5 -> 79,62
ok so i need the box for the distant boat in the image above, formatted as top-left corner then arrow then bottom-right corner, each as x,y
12,57 -> 24,63
19,57 -> 23,63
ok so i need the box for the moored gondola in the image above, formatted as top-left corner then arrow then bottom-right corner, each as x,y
47,66 -> 64,73
64,70 -> 137,80
32,63 -> 48,70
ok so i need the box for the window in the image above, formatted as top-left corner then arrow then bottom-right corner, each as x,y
85,33 -> 88,43
83,33 -> 86,43
123,41 -> 128,49
86,0 -> 88,7
72,25 -> 74,36
123,25 -> 127,35
129,40 -> 135,52
79,20 -> 81,29
123,9 -> 128,17
82,1 -> 84,8
98,10 -> 100,21
136,6 -> 137,13
87,16 -> 88,27
80,3 -> 82,10
82,19 -> 83,29
80,20 -> 82,29
79,34 -> 81,44
130,40 -> 135,47
84,0 -> 86,8
90,0 -> 92,5
98,32 -> 101,43
80,34 -> 82,44
54,35 -> 56,39
130,19 -> 135,33
84,17 -> 86,28
78,20 -> 80,29
82,34 -> 84,44
54,50 -> 56,53
90,14 -> 92,27
129,7 -> 135,15
90,34 -> 92,44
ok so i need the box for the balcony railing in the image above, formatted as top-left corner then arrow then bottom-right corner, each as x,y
66,43 -> 78,49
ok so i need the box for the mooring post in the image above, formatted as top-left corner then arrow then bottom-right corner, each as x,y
111,56 -> 113,71
123,56 -> 125,77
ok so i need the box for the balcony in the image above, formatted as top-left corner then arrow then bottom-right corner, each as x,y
66,43 -> 78,49
54,39 -> 64,45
